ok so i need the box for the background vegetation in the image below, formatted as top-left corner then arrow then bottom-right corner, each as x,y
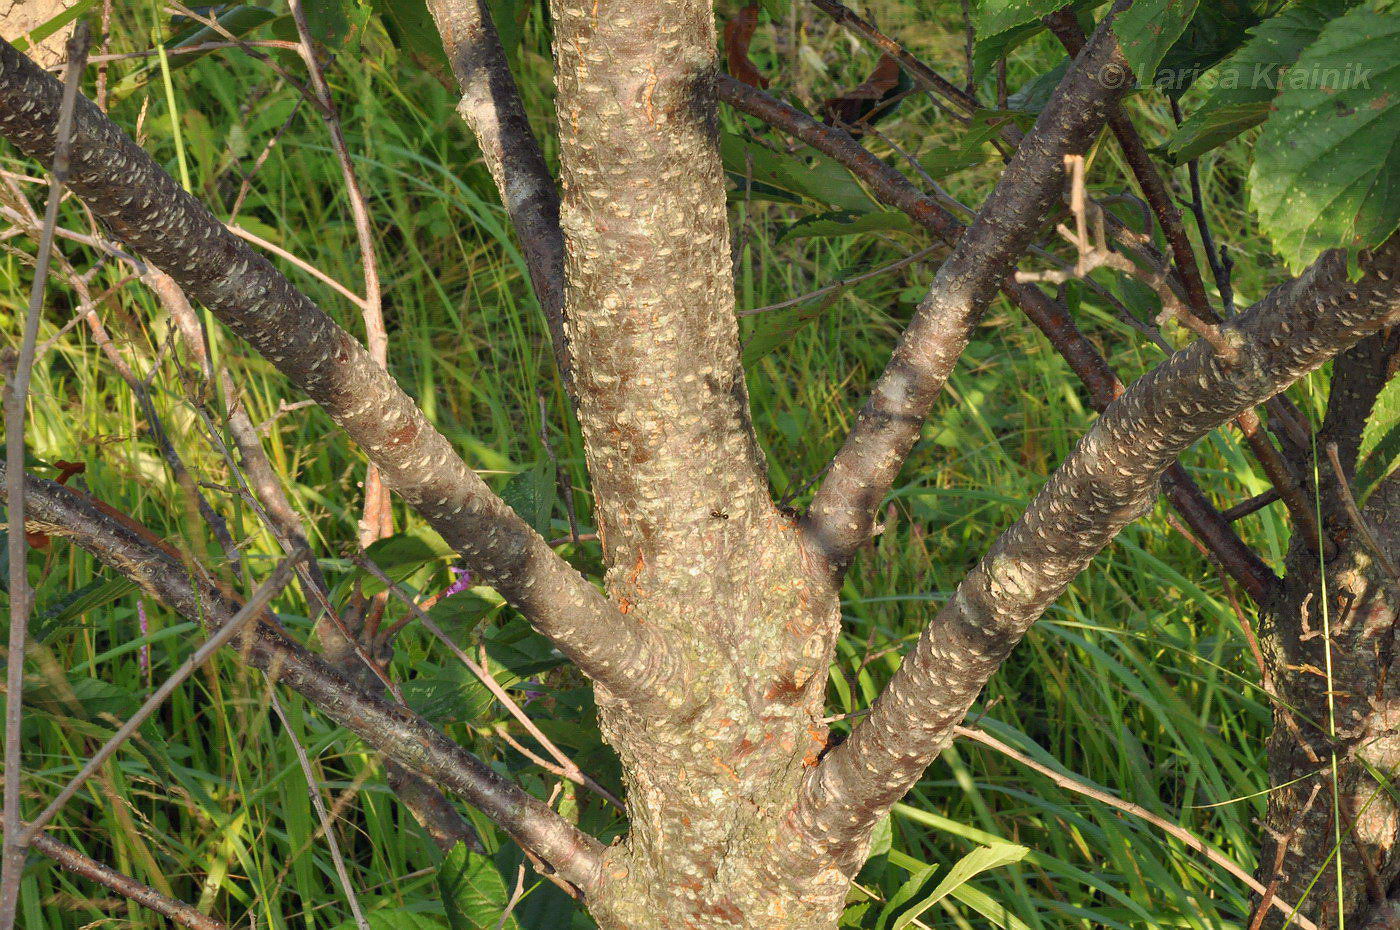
1,0 -> 1328,925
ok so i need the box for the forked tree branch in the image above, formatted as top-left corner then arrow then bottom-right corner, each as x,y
788,237 -> 1400,876
0,38 -> 684,709
801,6 -> 1134,576
716,75 -> 1279,601
425,0 -> 571,388
0,462 -> 605,893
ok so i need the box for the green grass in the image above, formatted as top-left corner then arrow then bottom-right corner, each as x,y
0,1 -> 1323,927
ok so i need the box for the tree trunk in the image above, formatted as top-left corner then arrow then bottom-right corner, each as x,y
1260,331 -> 1400,927
544,1 -> 848,924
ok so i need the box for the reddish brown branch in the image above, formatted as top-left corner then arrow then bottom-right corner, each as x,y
799,5 -> 1135,576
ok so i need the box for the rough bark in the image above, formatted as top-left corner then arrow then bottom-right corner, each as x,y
0,37 -> 679,708
1259,330 -> 1400,928
802,5 -> 1134,575
1,463 -> 602,891
545,2 -> 843,925
791,241 -> 1400,887
425,0 -> 571,387
716,73 -> 1279,602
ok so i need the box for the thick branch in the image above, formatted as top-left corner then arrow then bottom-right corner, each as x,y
716,78 -> 1279,601
800,6 -> 1134,576
1,463 -> 604,892
1047,12 -> 1324,555
547,0 -> 779,623
787,238 -> 1400,875
0,38 -> 682,708
425,0 -> 570,387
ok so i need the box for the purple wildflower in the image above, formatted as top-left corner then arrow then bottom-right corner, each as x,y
136,599 -> 150,677
441,565 -> 473,599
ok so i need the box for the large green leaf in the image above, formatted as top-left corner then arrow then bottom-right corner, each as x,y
358,530 -> 455,596
1167,0 -> 1358,162
975,0 -> 1072,38
780,210 -> 915,241
31,576 -> 137,644
332,905 -> 445,930
1114,0 -> 1203,84
500,462 -> 557,536
439,846 -> 520,930
1248,9 -> 1400,271
1153,0 -> 1265,97
370,0 -> 453,86
721,132 -> 876,213
402,662 -> 496,726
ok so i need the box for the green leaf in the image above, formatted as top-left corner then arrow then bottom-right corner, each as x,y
31,577 -> 137,644
1166,0 -> 1359,161
916,145 -> 987,179
891,843 -> 1029,929
109,6 -> 281,101
1248,9 -> 1400,271
370,0 -> 453,85
1357,374 -> 1400,499
487,0 -> 525,57
975,0 -> 1072,38
1006,58 -> 1070,113
304,0 -> 350,44
1167,101 -> 1273,162
500,462 -> 557,536
402,663 -> 495,726
439,845 -> 520,930
741,291 -> 841,366
875,863 -> 937,930
947,882 -> 1035,930
759,0 -> 790,20
780,210 -> 914,240
359,530 -> 454,595
427,588 -> 501,639
1114,0 -> 1203,84
1153,0 -> 1265,97
721,132 -> 876,213
866,812 -> 893,859
332,905 -> 445,930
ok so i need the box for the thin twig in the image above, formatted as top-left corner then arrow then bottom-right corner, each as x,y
739,245 -> 941,316
268,690 -> 371,930
354,554 -> 623,809
286,0 -> 392,550
0,26 -> 89,929
21,548 -> 305,843
954,724 -> 1319,930
1325,442 -> 1399,584
1222,489 -> 1281,523
31,833 -> 227,930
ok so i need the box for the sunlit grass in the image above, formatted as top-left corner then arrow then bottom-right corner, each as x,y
0,2 -> 1308,926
